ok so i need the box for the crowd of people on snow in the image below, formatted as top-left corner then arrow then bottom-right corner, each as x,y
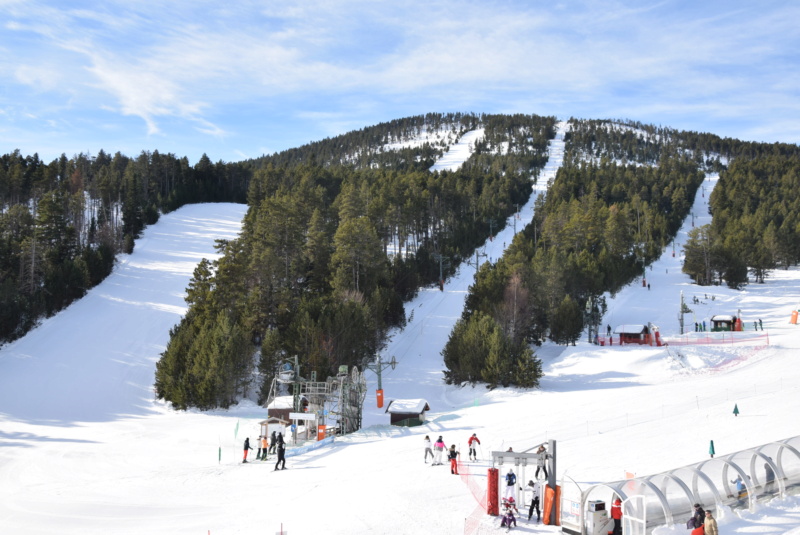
420,435 -> 723,534
242,430 -> 287,471
239,428 -> 729,534
423,433 -> 551,531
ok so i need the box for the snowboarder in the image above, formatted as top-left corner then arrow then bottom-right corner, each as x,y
610,497 -> 622,535
505,469 -> 517,499
256,435 -> 263,460
535,445 -> 548,480
467,433 -> 481,461
274,432 -> 286,470
526,480 -> 541,522
242,437 -> 253,463
433,436 -> 446,466
424,435 -> 434,463
448,444 -> 460,474
269,430 -> 277,454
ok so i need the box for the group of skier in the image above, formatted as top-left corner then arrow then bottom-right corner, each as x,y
424,435 -> 463,474
499,474 -> 542,531
242,430 -> 286,471
423,433 -> 547,531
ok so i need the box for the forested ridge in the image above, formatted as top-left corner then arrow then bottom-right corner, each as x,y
154,113 -> 557,409
443,118 -> 800,387
0,150 -> 250,343
3,113 -> 800,407
683,151 -> 800,288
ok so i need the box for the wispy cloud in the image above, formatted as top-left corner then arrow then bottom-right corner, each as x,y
1,0 -> 798,162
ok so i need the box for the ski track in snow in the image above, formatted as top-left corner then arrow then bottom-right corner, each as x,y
2,125 -> 800,534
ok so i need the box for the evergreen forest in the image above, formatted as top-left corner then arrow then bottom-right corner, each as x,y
3,113 -> 800,409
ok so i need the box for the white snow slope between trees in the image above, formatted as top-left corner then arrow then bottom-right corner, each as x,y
1,125 -> 800,534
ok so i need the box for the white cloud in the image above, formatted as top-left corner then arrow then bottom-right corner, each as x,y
1,0 -> 799,158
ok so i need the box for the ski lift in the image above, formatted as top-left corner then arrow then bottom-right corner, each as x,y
278,362 -> 294,383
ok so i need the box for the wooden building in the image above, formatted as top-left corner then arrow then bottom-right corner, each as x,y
385,398 -> 430,427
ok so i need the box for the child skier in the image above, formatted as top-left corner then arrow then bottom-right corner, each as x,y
448,444 -> 460,474
502,496 -> 519,515
500,509 -> 517,531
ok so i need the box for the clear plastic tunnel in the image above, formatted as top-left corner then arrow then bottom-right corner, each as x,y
562,435 -> 800,535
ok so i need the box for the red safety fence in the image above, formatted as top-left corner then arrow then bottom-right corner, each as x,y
662,331 -> 769,346
459,460 -> 494,535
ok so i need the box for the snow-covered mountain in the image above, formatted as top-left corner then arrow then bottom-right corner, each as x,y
1,125 -> 799,535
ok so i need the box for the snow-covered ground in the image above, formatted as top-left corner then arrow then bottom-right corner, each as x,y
430,129 -> 486,172
2,126 -> 800,535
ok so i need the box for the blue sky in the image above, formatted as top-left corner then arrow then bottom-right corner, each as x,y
2,0 -> 798,165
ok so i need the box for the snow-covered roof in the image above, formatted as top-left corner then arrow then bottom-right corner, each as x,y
385,398 -> 430,414
267,395 -> 306,409
614,324 -> 648,334
711,315 -> 736,322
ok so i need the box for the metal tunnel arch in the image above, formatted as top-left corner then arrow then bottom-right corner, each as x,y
563,434 -> 800,535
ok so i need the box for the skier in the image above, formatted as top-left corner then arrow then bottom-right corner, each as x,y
424,435 -> 434,463
242,436 -> 253,463
448,444 -> 460,474
502,495 -> 519,514
535,445 -> 548,480
261,435 -> 268,460
269,430 -> 277,454
731,475 -> 747,500
274,432 -> 286,471
610,497 -> 622,535
467,433 -> 481,461
433,436 -> 446,466
526,480 -> 541,522
500,509 -> 517,531
256,435 -> 263,461
504,469 -> 517,499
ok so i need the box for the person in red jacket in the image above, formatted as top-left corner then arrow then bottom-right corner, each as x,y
467,433 -> 481,461
610,497 -> 622,535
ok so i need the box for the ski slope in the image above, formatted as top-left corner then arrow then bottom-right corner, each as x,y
2,126 -> 800,535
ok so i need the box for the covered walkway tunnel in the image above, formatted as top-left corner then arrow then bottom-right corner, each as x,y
561,435 -> 800,535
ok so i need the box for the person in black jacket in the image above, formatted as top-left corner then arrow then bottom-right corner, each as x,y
448,444 -> 460,474
242,437 -> 253,463
689,503 -> 705,529
274,432 -> 286,471
269,431 -> 277,454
